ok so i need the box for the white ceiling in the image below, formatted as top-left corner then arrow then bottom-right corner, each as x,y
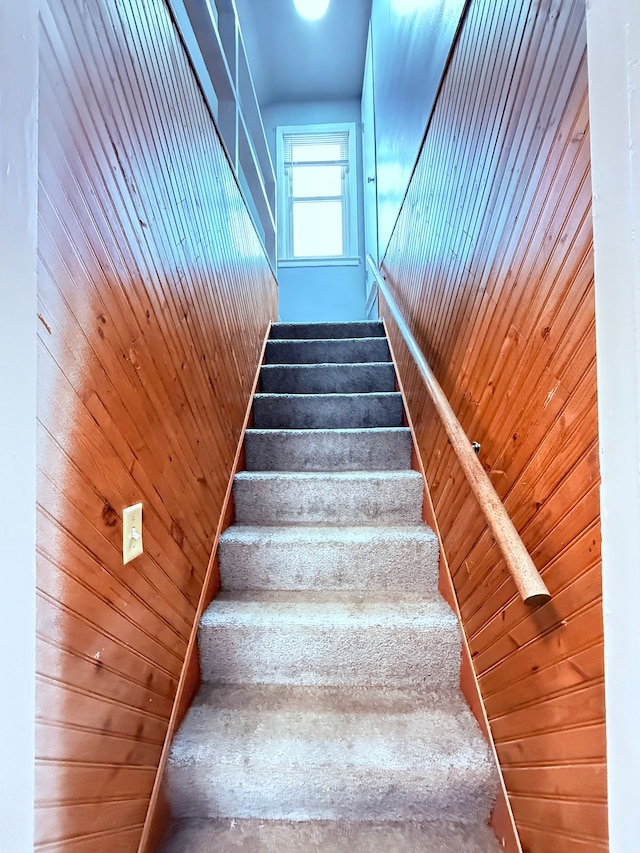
234,0 -> 373,107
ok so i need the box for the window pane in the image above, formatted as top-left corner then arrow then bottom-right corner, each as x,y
292,165 -> 343,198
291,142 -> 343,163
292,200 -> 343,257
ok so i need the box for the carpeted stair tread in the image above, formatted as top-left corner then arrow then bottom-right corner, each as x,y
269,321 -> 385,339
259,362 -> 396,394
189,681 -> 470,714
244,427 -> 412,471
253,392 -> 403,429
233,470 -> 424,525
265,337 -> 390,365
161,818 -> 503,853
218,524 -> 439,591
166,684 -> 497,823
197,590 -> 461,688
203,587 -> 458,614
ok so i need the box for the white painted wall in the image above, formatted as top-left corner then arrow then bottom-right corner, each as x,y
262,100 -> 367,321
370,0 -> 466,256
585,1 -> 640,849
0,0 -> 38,849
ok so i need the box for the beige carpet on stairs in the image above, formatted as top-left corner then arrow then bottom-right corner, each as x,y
160,321 -> 502,853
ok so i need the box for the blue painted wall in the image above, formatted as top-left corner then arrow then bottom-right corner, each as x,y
262,100 -> 367,321
371,0 -> 466,256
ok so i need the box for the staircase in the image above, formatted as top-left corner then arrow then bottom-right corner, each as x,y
161,321 -> 501,852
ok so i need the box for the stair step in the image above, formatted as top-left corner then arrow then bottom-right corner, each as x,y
162,818 -> 502,853
270,321 -> 385,340
253,392 -> 403,430
244,427 -> 413,472
219,524 -> 439,592
163,325 -> 501,851
232,471 -> 424,525
166,684 -> 496,823
265,338 -> 390,365
197,591 -> 460,688
260,362 -> 396,394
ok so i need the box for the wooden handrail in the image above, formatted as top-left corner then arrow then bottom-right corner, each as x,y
366,255 -> 550,606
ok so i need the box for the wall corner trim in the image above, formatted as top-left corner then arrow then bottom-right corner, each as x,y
0,0 -> 38,850
586,1 -> 640,849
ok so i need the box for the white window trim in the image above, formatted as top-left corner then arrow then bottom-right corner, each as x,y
276,122 -> 359,266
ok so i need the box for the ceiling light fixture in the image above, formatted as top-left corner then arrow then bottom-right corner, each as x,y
294,0 -> 330,21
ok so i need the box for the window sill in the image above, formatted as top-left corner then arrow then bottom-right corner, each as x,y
278,256 -> 361,269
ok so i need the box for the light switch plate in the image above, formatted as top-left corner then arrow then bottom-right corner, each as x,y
123,502 -> 143,564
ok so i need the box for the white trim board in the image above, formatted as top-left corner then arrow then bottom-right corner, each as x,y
586,1 -> 640,849
0,0 -> 38,850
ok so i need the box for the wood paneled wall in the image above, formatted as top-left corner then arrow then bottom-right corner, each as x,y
35,0 -> 277,849
380,1 -> 606,850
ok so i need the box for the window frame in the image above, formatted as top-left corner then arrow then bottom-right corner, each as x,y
276,122 -> 359,267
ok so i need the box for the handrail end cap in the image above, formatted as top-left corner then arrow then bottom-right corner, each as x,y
523,591 -> 551,607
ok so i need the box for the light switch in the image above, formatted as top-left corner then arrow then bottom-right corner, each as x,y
123,503 -> 143,564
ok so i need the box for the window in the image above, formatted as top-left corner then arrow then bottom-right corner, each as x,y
276,123 -> 359,265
